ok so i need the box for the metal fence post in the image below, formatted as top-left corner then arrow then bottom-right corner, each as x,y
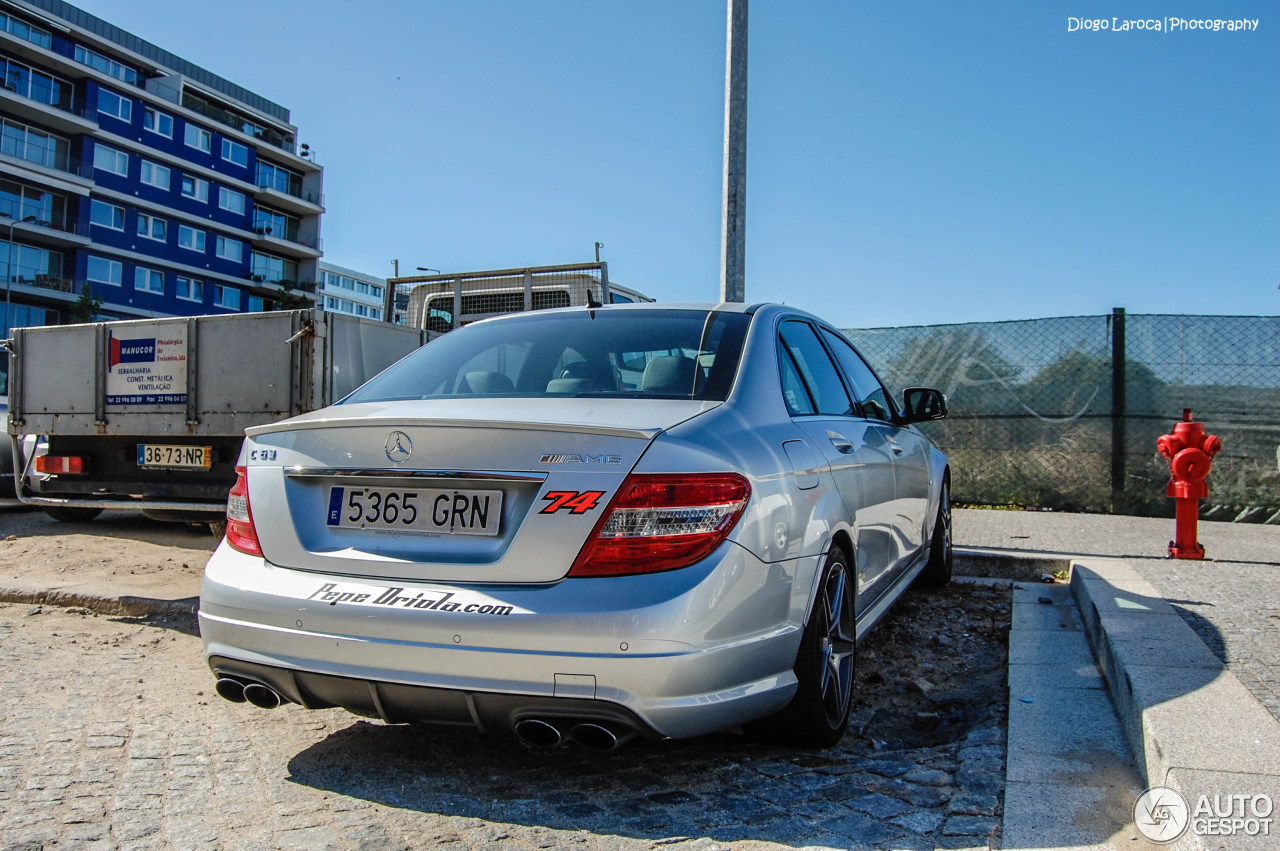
718,0 -> 748,304
452,277 -> 462,330
522,270 -> 532,312
1111,307 -> 1126,513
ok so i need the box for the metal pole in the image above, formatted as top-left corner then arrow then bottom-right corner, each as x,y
719,0 -> 748,304
3,219 -> 12,336
1110,307 -> 1127,514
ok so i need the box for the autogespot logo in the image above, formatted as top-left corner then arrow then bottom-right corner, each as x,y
1135,786 -> 1275,843
384,431 -> 412,463
1135,787 -> 1190,843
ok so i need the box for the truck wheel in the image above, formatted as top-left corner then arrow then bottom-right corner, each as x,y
915,479 -> 952,587
43,506 -> 104,523
745,547 -> 855,748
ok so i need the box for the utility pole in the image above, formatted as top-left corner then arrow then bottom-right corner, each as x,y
719,0 -> 748,303
594,242 -> 604,263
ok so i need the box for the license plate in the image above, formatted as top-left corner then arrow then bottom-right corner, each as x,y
326,486 -> 503,536
137,444 -> 212,469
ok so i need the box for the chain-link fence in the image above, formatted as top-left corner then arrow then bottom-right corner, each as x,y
388,264 -> 609,332
844,312 -> 1280,520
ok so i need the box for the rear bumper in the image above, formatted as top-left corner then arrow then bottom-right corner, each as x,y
199,540 -> 819,738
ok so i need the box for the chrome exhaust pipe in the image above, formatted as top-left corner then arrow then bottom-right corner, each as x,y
214,677 -> 246,703
242,682 -> 282,709
569,722 -> 637,752
513,718 -> 563,748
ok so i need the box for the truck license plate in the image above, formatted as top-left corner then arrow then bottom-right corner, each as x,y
137,444 -> 212,469
326,487 -> 503,536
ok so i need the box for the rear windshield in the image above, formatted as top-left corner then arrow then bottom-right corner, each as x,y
344,308 -> 752,403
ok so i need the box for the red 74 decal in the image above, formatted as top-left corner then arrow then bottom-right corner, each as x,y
539,491 -> 606,514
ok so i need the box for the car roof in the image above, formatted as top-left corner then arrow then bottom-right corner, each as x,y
463,302 -> 828,328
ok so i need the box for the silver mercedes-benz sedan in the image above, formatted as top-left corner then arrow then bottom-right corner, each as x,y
200,302 -> 951,750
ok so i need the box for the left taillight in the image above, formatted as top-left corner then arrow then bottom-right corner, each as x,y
34,455 -> 86,475
568,473 -> 751,577
225,465 -> 262,556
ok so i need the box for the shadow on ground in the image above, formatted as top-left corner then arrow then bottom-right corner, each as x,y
283,584 -> 1013,847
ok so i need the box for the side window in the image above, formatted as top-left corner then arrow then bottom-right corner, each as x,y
821,328 -> 894,421
779,344 -> 815,416
779,321 -> 854,416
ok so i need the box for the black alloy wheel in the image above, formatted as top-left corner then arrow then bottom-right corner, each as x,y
917,478 -> 953,587
744,547 -> 855,748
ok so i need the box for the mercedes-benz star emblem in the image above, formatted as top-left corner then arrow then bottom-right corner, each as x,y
384,431 -> 412,463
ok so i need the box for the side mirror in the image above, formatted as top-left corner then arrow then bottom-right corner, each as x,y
901,387 -> 947,423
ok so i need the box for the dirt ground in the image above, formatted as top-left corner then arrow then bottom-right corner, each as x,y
0,508 -> 213,601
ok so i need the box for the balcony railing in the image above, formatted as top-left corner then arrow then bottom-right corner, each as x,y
0,138 -> 91,178
0,207 -> 89,239
253,174 -> 323,207
2,273 -> 73,293
1,74 -> 89,119
182,91 -> 295,153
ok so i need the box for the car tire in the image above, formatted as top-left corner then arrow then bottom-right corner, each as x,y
42,506 -> 104,523
915,478 -> 952,587
745,547 -> 855,748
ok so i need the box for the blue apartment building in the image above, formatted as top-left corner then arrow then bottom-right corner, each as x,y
0,0 -> 323,337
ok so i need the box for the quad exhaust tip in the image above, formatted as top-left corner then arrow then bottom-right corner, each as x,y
242,682 -> 282,709
569,722 -> 636,752
513,718 -> 563,749
215,677 -> 246,703
513,718 -> 638,751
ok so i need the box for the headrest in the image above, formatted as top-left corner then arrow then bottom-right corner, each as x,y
641,355 -> 697,394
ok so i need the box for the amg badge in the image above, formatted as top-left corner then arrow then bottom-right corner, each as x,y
538,453 -> 622,464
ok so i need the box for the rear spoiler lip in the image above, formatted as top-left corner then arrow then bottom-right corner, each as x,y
248,415 -> 666,441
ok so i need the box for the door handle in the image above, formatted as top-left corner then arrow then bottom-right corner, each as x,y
826,431 -> 854,454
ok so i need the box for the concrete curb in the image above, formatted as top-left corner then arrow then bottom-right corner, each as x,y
0,585 -> 198,617
954,547 -> 1071,582
1070,557 -> 1280,850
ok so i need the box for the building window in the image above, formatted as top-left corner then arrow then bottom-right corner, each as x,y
96,88 -> 131,122
0,239 -> 62,284
177,225 -> 205,253
214,285 -> 240,310
215,235 -> 242,263
176,276 -> 202,302
134,266 -> 164,294
248,295 -> 272,312
255,159 -> 302,196
184,123 -> 211,153
92,144 -> 128,176
0,178 -> 65,228
253,206 -> 297,242
140,160 -> 170,190
217,186 -> 245,215
143,107 -> 173,138
86,255 -> 122,286
0,55 -> 73,111
356,281 -> 370,295
325,297 -> 337,309
1,119 -> 70,172
221,138 -> 248,167
136,213 -> 166,242
370,285 -> 383,298
251,251 -> 297,285
74,45 -> 138,85
355,304 -> 369,317
181,175 -> 208,203
0,13 -> 52,50
89,199 -> 124,231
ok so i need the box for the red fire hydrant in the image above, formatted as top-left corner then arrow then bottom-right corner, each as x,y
1156,409 -> 1222,559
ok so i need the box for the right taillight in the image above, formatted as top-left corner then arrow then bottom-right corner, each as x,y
225,465 -> 262,556
568,473 -> 751,577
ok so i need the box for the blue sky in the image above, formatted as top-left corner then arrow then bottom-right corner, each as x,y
77,1 -> 1276,327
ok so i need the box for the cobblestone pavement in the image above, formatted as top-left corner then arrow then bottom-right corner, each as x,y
0,583 -> 1009,851
956,507 -> 1280,723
